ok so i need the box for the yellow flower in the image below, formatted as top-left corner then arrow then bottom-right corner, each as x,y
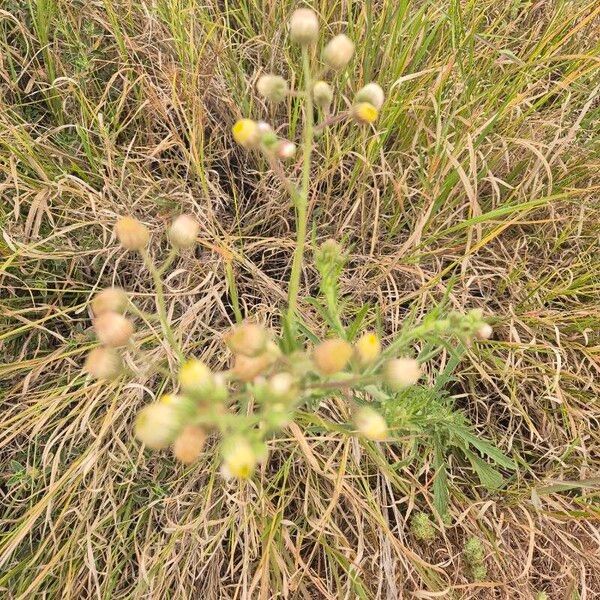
179,359 -> 214,399
355,332 -> 381,366
313,338 -> 353,375
232,119 -> 260,148
221,437 -> 257,479
352,102 -> 379,124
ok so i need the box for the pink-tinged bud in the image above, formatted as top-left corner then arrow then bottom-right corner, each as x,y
94,312 -> 134,347
383,358 -> 422,390
355,406 -> 388,441
232,353 -> 274,382
323,34 -> 354,70
91,287 -> 128,316
257,74 -> 288,103
173,425 -> 206,464
354,331 -> 381,366
476,323 -> 493,340
134,403 -> 182,449
289,8 -> 319,45
178,359 -> 215,399
115,216 -> 149,251
275,140 -> 297,160
168,214 -> 199,249
225,323 -> 269,357
84,347 -> 122,380
355,82 -> 385,110
313,338 -> 353,375
313,80 -> 333,110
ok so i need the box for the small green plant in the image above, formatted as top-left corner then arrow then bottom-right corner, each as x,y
463,536 -> 488,581
410,512 -> 437,542
84,7 -> 499,485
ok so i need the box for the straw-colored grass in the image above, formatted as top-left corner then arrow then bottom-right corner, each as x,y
1,1 -> 599,598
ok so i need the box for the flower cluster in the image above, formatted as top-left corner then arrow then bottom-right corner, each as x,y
83,7 -> 495,484
232,7 -> 385,158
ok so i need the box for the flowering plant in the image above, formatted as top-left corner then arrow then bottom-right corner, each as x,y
84,7 -> 502,503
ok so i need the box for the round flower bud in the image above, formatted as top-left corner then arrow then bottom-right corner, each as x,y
179,359 -> 214,399
323,34 -> 354,70
221,437 -> 257,479
352,102 -> 379,124
257,121 -> 272,135
159,393 -> 196,420
266,372 -> 297,403
91,287 -> 128,316
383,358 -> 422,390
94,312 -> 134,347
115,216 -> 149,251
211,372 -> 230,404
232,352 -> 273,382
313,80 -> 333,110
232,118 -> 260,148
355,406 -> 388,441
84,347 -> 122,380
275,140 -> 296,160
476,323 -> 493,340
355,82 -> 385,110
225,323 -> 268,357
257,74 -> 288,103
289,8 -> 319,45
313,338 -> 353,375
168,214 -> 199,249
173,425 -> 206,464
354,331 -> 381,366
134,403 -> 182,449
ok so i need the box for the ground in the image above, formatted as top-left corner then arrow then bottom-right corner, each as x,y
1,1 -> 599,598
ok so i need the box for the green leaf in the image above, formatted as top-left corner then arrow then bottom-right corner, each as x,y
346,304 -> 371,341
463,448 -> 505,491
433,442 -> 449,518
452,426 -> 516,470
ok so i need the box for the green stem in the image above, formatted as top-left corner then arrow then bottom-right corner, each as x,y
286,46 -> 314,336
141,250 -> 184,362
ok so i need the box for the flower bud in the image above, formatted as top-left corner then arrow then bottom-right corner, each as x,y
266,372 -> 297,403
352,102 -> 379,124
355,406 -> 388,441
313,80 -> 333,111
94,312 -> 134,347
173,425 -> 206,464
115,216 -> 149,251
84,347 -> 122,380
225,323 -> 268,357
410,512 -> 436,542
179,359 -> 214,399
355,82 -> 385,110
289,8 -> 319,45
232,118 -> 260,148
159,393 -> 196,420
354,332 -> 381,366
211,372 -> 230,403
232,352 -> 273,382
313,338 -> 353,375
134,403 -> 182,449
275,140 -> 296,160
383,358 -> 422,390
91,287 -> 128,316
221,436 -> 257,479
323,34 -> 354,70
257,74 -> 288,103
168,214 -> 199,249
475,323 -> 493,340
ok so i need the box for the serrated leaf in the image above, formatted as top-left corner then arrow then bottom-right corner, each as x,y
452,426 -> 515,470
463,448 -> 505,491
433,443 -> 449,518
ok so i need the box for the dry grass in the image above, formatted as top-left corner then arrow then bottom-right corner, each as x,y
1,0 -> 599,598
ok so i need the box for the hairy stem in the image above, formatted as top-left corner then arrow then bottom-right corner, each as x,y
286,46 -> 314,335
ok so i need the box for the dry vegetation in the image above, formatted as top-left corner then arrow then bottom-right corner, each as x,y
1,0 -> 599,598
